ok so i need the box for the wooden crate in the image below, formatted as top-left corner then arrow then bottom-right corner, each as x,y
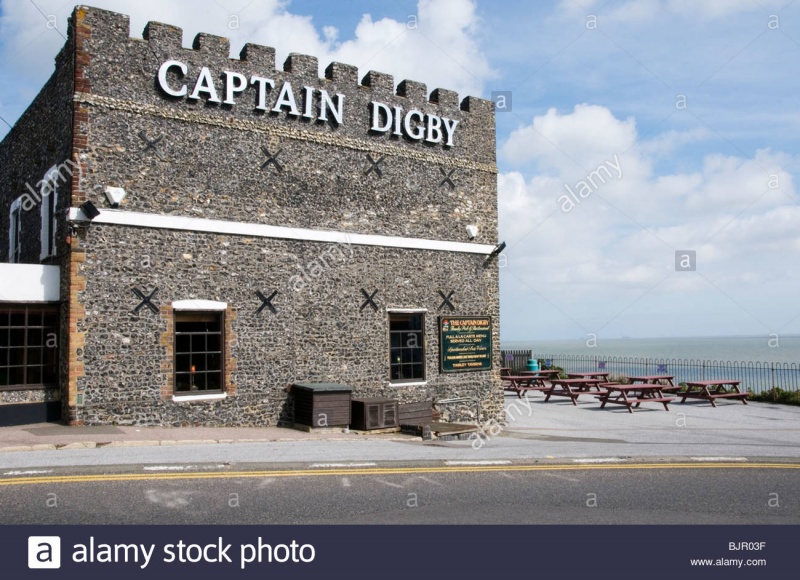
292,382 -> 352,428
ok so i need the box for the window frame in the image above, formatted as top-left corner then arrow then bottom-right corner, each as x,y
39,165 -> 59,261
172,310 -> 225,395
8,196 -> 22,263
388,310 -> 426,385
0,304 -> 60,391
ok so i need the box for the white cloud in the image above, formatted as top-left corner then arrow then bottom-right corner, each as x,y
498,104 -> 800,308
558,0 -> 786,22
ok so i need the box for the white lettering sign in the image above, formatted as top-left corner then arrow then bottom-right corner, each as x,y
156,60 -> 457,146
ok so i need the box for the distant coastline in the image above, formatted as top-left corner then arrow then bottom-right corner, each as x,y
501,335 -> 800,364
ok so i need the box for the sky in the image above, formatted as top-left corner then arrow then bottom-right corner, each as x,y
1,0 -> 799,342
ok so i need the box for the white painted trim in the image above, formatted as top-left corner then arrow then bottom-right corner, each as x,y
388,381 -> 428,387
0,264 -> 60,302
172,299 -> 227,311
68,208 -> 496,255
172,393 -> 227,403
386,308 -> 429,313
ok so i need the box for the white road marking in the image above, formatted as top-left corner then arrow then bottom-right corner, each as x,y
3,469 -> 53,476
341,477 -> 351,487
444,460 -> 513,466
310,462 -> 378,468
374,478 -> 405,489
143,464 -> 228,471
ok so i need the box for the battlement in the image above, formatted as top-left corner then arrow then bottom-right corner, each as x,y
72,5 -> 492,113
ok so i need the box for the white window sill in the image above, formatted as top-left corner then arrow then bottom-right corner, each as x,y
388,381 -> 428,387
172,393 -> 227,403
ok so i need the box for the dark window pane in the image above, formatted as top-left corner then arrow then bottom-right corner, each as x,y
0,311 -> 8,327
28,330 -> 43,347
192,373 -> 206,391
8,348 -> 25,366
206,372 -> 221,390
27,349 -> 42,365
175,354 -> 191,373
191,334 -> 205,352
0,330 -> 8,347
9,329 -> 25,347
175,374 -> 191,392
10,312 -> 25,326
207,334 -> 220,352
8,367 -> 24,386
190,355 -> 206,372
27,367 -> 42,384
176,334 -> 190,352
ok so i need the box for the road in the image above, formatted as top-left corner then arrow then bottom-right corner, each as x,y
1,461 -> 797,525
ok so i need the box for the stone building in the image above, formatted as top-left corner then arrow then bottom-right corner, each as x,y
0,6 -> 502,428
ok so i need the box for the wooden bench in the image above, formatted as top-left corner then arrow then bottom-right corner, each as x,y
598,384 -> 675,413
544,379 -> 607,406
681,381 -> 748,407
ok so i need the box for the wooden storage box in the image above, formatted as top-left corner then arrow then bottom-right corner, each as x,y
350,398 -> 399,430
292,382 -> 352,428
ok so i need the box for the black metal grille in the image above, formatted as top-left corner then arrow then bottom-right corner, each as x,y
0,305 -> 59,389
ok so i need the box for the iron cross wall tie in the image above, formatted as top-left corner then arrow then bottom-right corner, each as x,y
261,146 -> 283,172
255,290 -> 278,314
364,154 -> 384,178
132,287 -> 159,314
360,289 -> 379,312
438,290 -> 455,311
439,167 -> 457,188
138,131 -> 165,160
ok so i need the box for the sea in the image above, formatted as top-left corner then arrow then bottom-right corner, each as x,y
501,335 -> 800,364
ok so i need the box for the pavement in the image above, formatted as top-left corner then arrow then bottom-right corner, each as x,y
1,393 -> 799,465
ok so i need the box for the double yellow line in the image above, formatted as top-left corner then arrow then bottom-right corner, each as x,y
1,462 -> 798,487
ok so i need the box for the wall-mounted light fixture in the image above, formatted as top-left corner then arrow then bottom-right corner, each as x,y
466,224 -> 478,240
79,201 -> 100,220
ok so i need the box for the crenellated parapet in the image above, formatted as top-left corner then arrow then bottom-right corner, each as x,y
69,5 -> 495,167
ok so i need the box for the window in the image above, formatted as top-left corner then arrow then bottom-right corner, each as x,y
8,197 -> 22,263
40,166 -> 59,260
389,312 -> 425,383
0,305 -> 59,389
174,311 -> 223,393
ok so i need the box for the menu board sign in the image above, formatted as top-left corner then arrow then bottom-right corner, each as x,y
439,316 -> 492,372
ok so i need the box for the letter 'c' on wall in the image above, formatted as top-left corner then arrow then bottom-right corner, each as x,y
157,60 -> 188,97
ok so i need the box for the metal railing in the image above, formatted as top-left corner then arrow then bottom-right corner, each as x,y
499,351 -> 800,394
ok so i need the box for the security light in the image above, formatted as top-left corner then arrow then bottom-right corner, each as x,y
79,201 -> 101,220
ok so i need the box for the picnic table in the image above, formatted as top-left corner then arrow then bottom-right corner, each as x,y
502,375 -> 550,398
598,384 -> 675,413
521,369 -> 561,379
628,375 -> 677,392
567,371 -> 610,381
543,378 -> 607,406
680,380 -> 748,407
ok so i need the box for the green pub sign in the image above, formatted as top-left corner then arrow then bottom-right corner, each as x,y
439,316 -> 492,373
